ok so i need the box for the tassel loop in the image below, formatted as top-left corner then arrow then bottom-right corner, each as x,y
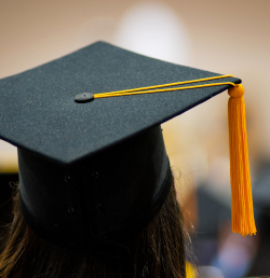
228,84 -> 256,236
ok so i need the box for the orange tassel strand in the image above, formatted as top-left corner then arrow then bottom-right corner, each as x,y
228,84 -> 256,236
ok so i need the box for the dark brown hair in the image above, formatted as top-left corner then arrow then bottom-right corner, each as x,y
0,182 -> 186,278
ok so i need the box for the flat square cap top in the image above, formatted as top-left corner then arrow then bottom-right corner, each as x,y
0,42 -> 240,164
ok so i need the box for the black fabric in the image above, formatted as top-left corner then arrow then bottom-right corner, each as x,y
0,41 -> 241,165
20,164 -> 172,259
20,197 -> 131,259
18,126 -> 172,256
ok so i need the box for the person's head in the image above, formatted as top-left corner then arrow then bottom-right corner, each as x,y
0,40 -> 251,278
0,124 -> 187,278
0,177 -> 186,278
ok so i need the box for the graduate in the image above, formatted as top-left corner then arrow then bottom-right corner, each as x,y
0,42 -> 255,278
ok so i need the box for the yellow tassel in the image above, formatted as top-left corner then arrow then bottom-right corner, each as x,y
186,262 -> 196,278
92,75 -> 257,236
228,84 -> 256,236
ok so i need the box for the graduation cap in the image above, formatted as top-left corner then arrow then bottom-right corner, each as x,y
0,41 -> 256,257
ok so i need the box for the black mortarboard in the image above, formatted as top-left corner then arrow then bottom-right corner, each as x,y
0,41 -> 255,257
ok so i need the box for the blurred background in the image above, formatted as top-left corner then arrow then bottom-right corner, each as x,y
0,0 -> 270,277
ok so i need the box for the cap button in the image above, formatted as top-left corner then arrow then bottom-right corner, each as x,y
74,92 -> 94,103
